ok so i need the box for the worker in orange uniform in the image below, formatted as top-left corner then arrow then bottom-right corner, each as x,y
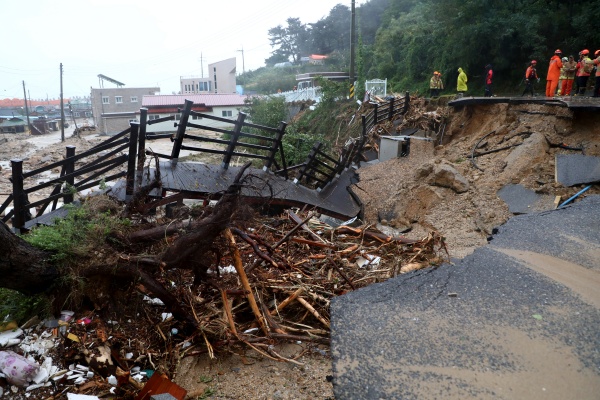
593,50 -> 600,97
546,49 -> 563,97
522,60 -> 539,96
560,55 -> 577,96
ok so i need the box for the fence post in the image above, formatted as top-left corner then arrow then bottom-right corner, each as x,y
388,97 -> 395,121
403,91 -> 410,114
64,146 -> 76,204
264,121 -> 288,176
373,103 -> 379,124
222,112 -> 246,170
171,99 -> 193,163
137,108 -> 148,185
137,108 -> 148,172
10,159 -> 26,233
126,122 -> 139,201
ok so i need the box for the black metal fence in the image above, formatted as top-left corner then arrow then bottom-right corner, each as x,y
2,94 -> 410,231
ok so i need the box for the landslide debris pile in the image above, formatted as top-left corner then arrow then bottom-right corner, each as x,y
355,97 -> 600,258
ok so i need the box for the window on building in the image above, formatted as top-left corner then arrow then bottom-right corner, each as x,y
192,115 -> 203,120
129,119 -> 139,124
222,110 -> 233,117
199,82 -> 210,91
115,96 -> 123,104
102,96 -> 109,104
131,96 -> 138,103
148,115 -> 160,121
175,114 -> 181,120
74,112 -> 81,117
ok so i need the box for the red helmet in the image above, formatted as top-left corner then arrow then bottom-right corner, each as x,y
531,60 -> 537,64
581,49 -> 590,55
555,49 -> 562,54
595,50 -> 600,57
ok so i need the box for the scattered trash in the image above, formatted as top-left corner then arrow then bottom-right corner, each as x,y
67,394 -> 100,400
0,328 -> 23,347
0,350 -> 40,386
134,373 -> 187,400
60,310 -> 75,322
356,254 -> 381,268
532,314 -> 543,320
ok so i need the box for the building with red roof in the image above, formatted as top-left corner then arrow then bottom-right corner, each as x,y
142,93 -> 249,133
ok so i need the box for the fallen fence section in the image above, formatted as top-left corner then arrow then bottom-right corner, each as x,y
6,94 -> 411,232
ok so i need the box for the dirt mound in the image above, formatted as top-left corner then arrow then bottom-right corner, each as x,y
356,101 -> 600,258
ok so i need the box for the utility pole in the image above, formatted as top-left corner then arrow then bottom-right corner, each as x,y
237,47 -> 245,75
22,81 -> 31,132
60,63 -> 65,142
349,0 -> 356,98
200,52 -> 204,78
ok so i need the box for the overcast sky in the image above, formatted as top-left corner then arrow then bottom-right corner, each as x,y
1,0 -> 366,100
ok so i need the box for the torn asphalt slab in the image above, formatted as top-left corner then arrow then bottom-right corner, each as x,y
331,195 -> 600,399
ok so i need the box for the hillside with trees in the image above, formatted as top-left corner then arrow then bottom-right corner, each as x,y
253,0 -> 598,95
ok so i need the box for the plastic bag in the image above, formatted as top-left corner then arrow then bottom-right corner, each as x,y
0,350 -> 40,386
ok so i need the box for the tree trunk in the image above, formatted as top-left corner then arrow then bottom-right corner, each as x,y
0,222 -> 59,295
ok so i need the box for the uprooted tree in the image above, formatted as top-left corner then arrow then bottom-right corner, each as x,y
0,163 -> 254,330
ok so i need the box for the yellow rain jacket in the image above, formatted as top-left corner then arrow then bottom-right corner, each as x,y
457,68 -> 468,91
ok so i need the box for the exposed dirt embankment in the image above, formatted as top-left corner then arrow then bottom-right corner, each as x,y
356,102 -> 600,259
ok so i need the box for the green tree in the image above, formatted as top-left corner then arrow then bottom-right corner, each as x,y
268,18 -> 309,64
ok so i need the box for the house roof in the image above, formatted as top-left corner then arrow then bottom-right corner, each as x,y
142,94 -> 248,108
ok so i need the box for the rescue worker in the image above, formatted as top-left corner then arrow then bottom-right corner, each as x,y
593,50 -> 600,98
576,49 -> 592,96
457,68 -> 468,97
429,71 -> 443,97
560,55 -> 577,96
546,49 -> 563,97
558,57 -> 568,95
522,60 -> 539,96
484,64 -> 493,97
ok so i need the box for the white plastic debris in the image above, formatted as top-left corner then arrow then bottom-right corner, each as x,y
107,375 -> 118,386
161,313 -> 173,322
356,254 -> 381,268
0,328 -> 23,347
67,394 -> 100,400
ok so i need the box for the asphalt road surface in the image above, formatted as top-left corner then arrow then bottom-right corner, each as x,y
331,195 -> 600,399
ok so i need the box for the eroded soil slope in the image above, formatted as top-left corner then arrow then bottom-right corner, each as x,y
356,101 -> 600,258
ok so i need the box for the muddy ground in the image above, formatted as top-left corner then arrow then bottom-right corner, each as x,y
0,100 -> 599,399
357,100 -> 600,259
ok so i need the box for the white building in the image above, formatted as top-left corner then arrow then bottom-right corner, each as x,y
180,57 -> 237,95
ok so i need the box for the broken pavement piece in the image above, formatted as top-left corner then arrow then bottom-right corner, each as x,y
497,184 -> 555,214
555,154 -> 600,186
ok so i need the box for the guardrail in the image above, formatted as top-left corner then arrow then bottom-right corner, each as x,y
272,87 -> 322,103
